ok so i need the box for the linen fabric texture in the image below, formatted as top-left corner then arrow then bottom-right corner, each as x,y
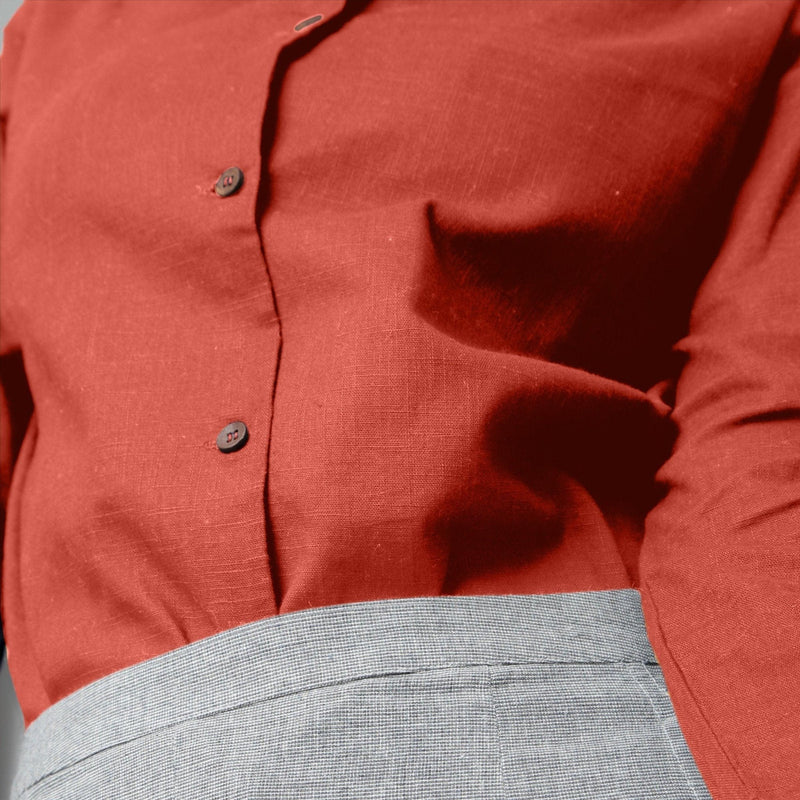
1,2 -> 799,799
12,591 -> 712,800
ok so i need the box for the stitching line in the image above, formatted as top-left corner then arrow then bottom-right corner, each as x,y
625,663 -> 707,800
486,665 -> 511,799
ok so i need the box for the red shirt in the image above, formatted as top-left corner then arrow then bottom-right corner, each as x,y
1,2 -> 798,798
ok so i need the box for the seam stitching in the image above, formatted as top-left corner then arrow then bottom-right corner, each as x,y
626,662 -> 705,800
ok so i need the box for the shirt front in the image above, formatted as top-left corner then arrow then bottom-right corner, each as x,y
1,2 -> 798,799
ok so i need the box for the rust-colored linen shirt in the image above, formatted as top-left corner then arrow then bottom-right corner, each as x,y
1,1 -> 799,798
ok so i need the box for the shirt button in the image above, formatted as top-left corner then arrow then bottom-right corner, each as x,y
216,421 -> 249,453
294,14 -> 324,32
214,167 -> 244,197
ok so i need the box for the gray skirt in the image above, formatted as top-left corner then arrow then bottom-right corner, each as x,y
12,590 -> 711,799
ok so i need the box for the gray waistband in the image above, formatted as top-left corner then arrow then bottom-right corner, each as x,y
15,589 -> 656,794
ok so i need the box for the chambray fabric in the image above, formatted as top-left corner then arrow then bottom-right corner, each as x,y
11,590 -> 711,799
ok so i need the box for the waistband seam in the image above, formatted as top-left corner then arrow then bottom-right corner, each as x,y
14,590 -> 655,796
18,656 -> 663,796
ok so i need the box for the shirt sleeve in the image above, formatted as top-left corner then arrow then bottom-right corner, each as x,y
0,4 -> 35,667
639,12 -> 800,800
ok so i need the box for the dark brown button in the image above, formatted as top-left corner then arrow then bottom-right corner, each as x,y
214,167 -> 244,197
216,421 -> 249,453
294,14 -> 323,32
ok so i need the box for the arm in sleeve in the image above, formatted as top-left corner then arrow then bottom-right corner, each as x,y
640,13 -> 800,800
0,4 -> 36,667
0,352 -> 33,663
